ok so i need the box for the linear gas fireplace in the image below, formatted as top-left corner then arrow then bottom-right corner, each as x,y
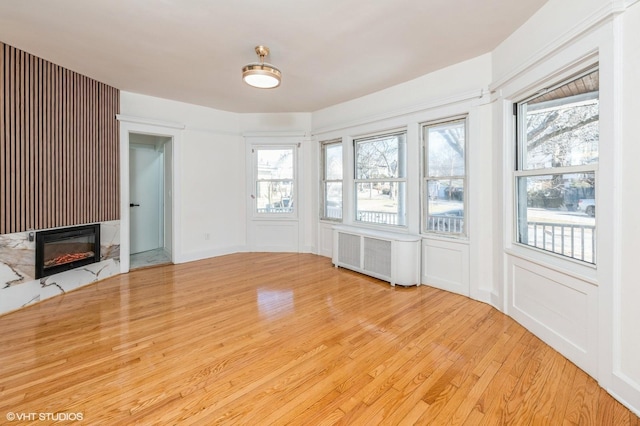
36,224 -> 101,279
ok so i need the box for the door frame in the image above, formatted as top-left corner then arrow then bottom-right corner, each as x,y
117,115 -> 185,273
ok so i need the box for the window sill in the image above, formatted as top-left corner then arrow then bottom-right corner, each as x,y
421,233 -> 470,245
319,218 -> 342,224
252,214 -> 299,221
351,222 -> 410,234
505,243 -> 597,286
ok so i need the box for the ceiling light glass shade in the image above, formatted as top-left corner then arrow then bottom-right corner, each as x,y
242,63 -> 281,89
242,46 -> 281,89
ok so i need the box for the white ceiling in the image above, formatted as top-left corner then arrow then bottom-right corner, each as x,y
0,0 -> 549,113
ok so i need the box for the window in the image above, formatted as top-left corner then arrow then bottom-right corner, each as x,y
515,68 -> 598,264
253,146 -> 295,215
320,140 -> 343,220
422,118 -> 467,235
354,131 -> 407,226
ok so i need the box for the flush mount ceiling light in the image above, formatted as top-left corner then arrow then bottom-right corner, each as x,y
242,45 -> 281,89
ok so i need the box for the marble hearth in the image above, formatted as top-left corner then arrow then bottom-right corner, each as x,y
0,221 -> 120,316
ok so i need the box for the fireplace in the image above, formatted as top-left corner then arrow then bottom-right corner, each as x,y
35,224 -> 101,279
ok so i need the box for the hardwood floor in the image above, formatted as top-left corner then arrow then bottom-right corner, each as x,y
0,253 -> 638,425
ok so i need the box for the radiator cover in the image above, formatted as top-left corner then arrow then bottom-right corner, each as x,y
332,225 -> 421,286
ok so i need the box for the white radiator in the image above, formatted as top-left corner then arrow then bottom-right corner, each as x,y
332,225 -> 421,286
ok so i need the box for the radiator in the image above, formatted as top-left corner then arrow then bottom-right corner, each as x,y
332,225 -> 421,286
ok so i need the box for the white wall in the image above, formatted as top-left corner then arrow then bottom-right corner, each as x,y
120,92 -> 246,262
618,0 -> 640,412
313,54 -> 491,132
491,0 -> 619,88
120,95 -> 315,260
240,113 -> 311,135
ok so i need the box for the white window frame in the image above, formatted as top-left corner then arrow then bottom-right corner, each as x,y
251,144 -> 297,218
353,130 -> 407,227
421,116 -> 468,237
514,66 -> 599,265
320,139 -> 343,222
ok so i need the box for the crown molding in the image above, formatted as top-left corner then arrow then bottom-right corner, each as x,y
312,88 -> 487,136
490,1 -> 632,94
116,114 -> 185,130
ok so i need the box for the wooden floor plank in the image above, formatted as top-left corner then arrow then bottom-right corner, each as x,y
0,253 -> 637,425
564,368 -> 590,425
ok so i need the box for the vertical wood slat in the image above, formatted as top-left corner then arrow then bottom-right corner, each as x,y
0,43 -> 5,230
9,46 -> 16,233
0,43 -> 119,234
17,49 -> 24,232
89,79 -> 96,223
42,58 -> 50,230
55,63 -> 61,227
28,52 -> 34,230
33,53 -> 39,230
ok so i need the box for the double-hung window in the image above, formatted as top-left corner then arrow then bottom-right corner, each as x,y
354,131 -> 407,226
253,146 -> 295,215
320,139 -> 343,221
515,68 -> 599,264
422,117 -> 467,235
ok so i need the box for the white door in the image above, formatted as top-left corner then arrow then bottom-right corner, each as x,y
129,144 -> 163,254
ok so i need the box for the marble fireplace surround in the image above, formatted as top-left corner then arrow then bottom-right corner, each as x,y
0,221 -> 120,316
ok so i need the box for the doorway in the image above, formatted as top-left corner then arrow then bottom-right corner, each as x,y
129,133 -> 172,270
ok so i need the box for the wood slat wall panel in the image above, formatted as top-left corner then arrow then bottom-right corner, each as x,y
0,44 -> 4,228
0,42 -> 120,234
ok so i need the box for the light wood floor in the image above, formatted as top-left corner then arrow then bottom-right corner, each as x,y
0,253 -> 638,425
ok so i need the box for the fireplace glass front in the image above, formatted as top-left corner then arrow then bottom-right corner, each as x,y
36,224 -> 101,278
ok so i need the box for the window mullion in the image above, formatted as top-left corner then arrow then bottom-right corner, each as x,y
515,164 -> 597,177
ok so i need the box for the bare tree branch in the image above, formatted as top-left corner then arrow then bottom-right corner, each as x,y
527,114 -> 599,152
441,129 -> 463,157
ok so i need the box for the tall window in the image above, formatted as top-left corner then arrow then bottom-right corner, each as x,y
253,146 -> 295,215
354,131 -> 407,226
422,118 -> 467,235
321,140 -> 343,220
515,68 -> 598,264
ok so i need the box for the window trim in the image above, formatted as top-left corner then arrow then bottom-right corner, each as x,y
421,116 -> 468,237
320,138 -> 343,222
